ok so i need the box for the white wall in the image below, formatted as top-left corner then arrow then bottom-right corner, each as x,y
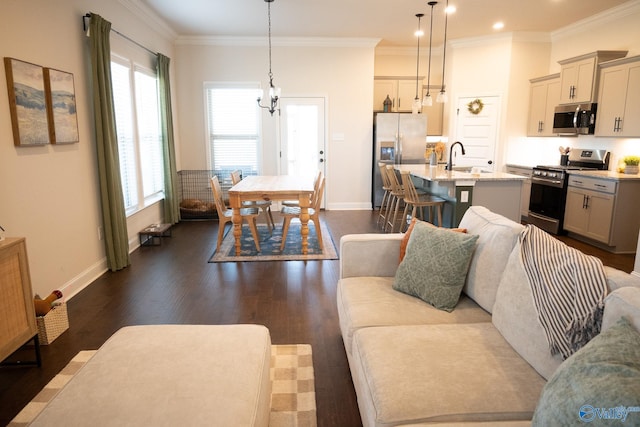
174,39 -> 377,210
0,0 -> 175,298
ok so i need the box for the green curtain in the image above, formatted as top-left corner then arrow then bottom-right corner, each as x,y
157,54 -> 180,224
88,14 -> 131,271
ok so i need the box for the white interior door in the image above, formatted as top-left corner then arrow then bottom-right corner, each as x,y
453,95 -> 500,171
279,97 -> 326,181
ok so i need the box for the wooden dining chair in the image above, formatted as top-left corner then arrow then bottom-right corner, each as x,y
279,176 -> 325,251
230,170 -> 275,232
210,176 -> 261,252
400,170 -> 445,231
282,170 -> 323,208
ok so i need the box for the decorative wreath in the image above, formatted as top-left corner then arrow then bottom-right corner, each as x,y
467,98 -> 484,115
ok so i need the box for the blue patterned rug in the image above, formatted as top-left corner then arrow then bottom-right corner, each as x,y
209,221 -> 338,262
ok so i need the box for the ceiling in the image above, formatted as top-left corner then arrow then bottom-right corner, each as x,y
140,0 -> 630,47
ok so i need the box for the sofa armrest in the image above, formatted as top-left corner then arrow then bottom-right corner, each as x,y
339,233 -> 403,279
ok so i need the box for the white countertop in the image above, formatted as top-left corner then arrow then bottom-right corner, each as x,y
505,163 -> 535,170
396,164 -> 526,182
567,170 -> 640,181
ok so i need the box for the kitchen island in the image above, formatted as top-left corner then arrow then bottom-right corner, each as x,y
396,164 -> 525,226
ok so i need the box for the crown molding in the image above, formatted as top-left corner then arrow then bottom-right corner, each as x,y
375,45 -> 445,56
449,32 -> 550,49
377,31 -> 549,54
118,0 -> 177,40
551,0 -> 640,42
174,36 -> 380,48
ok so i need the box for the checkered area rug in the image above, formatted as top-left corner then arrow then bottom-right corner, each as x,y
10,345 -> 316,427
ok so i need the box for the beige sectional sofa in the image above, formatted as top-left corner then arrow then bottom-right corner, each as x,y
337,206 -> 640,427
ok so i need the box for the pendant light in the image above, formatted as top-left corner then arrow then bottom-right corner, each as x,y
412,13 -> 424,114
436,0 -> 450,103
422,1 -> 437,107
257,0 -> 281,116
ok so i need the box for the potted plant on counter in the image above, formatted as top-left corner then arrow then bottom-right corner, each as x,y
623,155 -> 640,174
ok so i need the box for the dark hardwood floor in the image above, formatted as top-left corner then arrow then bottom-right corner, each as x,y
0,210 -> 635,426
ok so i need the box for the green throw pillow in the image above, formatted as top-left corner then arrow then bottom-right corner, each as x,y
393,220 -> 478,312
532,317 -> 640,426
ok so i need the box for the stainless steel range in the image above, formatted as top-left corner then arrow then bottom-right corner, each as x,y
528,149 -> 610,235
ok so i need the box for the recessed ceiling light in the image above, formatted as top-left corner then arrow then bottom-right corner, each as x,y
445,5 -> 456,14
493,22 -> 504,30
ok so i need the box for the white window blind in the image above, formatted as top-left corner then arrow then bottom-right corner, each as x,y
135,70 -> 164,197
111,58 -> 164,215
111,61 -> 138,210
205,85 -> 262,178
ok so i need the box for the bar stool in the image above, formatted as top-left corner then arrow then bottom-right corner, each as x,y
400,170 -> 445,231
377,162 -> 392,228
384,165 -> 406,233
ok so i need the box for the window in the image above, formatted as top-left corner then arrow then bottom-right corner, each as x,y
205,83 -> 262,178
111,56 -> 164,215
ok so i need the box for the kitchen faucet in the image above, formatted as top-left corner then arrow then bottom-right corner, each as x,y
446,141 -> 466,171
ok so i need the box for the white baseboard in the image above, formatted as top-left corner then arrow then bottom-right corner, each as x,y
59,258 -> 108,301
326,203 -> 372,210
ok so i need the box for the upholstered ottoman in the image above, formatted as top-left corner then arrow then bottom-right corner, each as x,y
30,324 -> 272,427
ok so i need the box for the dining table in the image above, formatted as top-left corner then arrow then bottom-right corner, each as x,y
227,175 -> 315,256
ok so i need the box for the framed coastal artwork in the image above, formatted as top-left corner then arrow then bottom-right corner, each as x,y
4,57 -> 50,146
44,68 -> 79,144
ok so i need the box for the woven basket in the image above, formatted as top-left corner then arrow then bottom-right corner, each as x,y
36,302 -> 69,345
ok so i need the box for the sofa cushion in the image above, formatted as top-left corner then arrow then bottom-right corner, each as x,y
458,206 -> 525,313
350,324 -> 546,427
532,317 -> 640,426
393,221 -> 478,312
492,242 -> 564,380
602,286 -> 640,332
604,265 -> 640,291
399,217 -> 467,262
337,276 -> 491,354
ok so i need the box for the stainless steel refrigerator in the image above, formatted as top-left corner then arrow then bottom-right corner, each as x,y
372,113 -> 427,208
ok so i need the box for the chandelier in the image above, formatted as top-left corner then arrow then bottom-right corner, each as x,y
257,0 -> 281,115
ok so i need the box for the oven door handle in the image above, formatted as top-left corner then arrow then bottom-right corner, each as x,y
531,176 -> 563,186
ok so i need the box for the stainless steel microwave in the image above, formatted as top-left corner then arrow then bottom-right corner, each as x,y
553,103 -> 597,135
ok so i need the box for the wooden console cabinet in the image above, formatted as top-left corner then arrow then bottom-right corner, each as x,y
0,238 -> 39,364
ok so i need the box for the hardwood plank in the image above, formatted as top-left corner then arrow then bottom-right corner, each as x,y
0,210 -> 635,426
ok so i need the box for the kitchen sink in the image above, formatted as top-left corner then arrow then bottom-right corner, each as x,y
450,166 -> 491,173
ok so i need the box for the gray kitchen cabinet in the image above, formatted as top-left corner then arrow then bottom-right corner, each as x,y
374,77 -> 421,113
527,74 -> 560,136
505,165 -> 532,221
558,51 -> 627,105
563,174 -> 640,253
373,77 -> 443,135
564,180 -> 615,244
595,55 -> 640,137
